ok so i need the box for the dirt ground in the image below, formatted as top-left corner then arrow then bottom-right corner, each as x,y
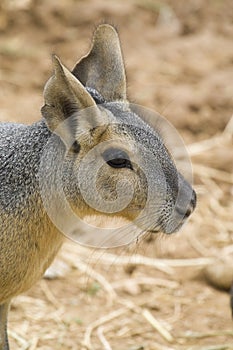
0,0 -> 233,349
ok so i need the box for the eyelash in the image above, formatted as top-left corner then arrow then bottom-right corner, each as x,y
102,148 -> 133,170
107,158 -> 132,169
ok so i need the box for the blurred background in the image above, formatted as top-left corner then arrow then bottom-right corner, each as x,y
0,0 -> 232,349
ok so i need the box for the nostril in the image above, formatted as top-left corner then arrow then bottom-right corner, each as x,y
176,205 -> 192,219
183,191 -> 197,218
176,190 -> 196,219
184,206 -> 192,218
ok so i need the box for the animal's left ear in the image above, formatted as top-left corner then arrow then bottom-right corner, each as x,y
72,24 -> 126,102
41,55 -> 102,147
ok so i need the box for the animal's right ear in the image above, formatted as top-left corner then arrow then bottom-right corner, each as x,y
41,55 -> 100,145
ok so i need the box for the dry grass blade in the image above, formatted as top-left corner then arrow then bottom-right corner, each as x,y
149,257 -> 213,267
184,330 -> 233,339
186,230 -> 212,256
8,330 -> 29,349
28,337 -> 39,350
188,135 -> 225,155
76,252 -> 213,269
40,279 -> 63,310
223,114 -> 233,136
83,307 -> 128,349
142,309 -> 174,343
112,277 -> 179,290
97,326 -> 113,350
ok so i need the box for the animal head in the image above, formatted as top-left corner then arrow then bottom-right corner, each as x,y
41,24 -> 196,240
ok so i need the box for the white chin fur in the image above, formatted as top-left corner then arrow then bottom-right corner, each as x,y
83,214 -> 132,229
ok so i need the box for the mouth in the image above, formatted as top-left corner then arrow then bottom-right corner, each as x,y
147,218 -> 185,235
147,229 -> 160,234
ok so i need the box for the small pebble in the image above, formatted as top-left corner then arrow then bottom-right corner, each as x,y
203,256 -> 233,290
44,260 -> 70,280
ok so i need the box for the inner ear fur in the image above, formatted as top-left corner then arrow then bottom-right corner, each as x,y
41,55 -> 100,145
72,24 -> 127,102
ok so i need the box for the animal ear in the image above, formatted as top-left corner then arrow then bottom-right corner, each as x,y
72,24 -> 126,102
41,55 -> 100,145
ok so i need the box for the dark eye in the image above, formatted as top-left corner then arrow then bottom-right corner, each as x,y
102,148 -> 133,170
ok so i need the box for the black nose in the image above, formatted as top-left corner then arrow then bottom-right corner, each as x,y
176,189 -> 196,219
